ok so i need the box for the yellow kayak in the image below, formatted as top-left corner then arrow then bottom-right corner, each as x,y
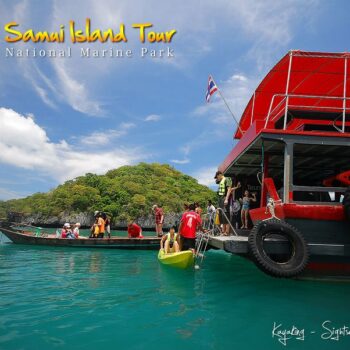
158,249 -> 194,269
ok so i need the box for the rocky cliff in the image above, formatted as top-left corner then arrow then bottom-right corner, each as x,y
7,211 -> 182,230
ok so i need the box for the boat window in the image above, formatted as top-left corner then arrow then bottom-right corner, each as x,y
292,143 -> 349,202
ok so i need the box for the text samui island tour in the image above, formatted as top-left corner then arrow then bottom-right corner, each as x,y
1,1 -> 350,349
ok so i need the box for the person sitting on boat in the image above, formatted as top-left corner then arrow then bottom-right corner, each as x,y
90,215 -> 100,238
160,226 -> 180,253
73,223 -> 80,238
127,221 -> 144,238
61,223 -> 74,239
239,190 -> 257,229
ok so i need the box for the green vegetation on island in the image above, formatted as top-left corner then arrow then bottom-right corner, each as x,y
0,163 -> 216,223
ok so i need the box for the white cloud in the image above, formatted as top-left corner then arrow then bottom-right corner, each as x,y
51,59 -> 103,116
217,0 -> 320,70
229,74 -> 248,82
0,108 -> 143,183
170,159 -> 190,165
80,122 -> 135,146
0,187 -> 27,200
120,122 -> 135,129
193,72 -> 259,127
191,166 -> 218,187
19,60 -> 59,110
144,114 -> 162,122
4,0 -> 319,117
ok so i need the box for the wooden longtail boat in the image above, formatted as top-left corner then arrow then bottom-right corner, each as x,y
0,223 -> 160,250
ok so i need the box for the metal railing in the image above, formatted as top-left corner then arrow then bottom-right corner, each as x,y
263,93 -> 350,132
195,209 -> 241,267
200,208 -> 239,237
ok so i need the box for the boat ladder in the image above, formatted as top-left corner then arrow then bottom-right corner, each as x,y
194,209 -> 239,268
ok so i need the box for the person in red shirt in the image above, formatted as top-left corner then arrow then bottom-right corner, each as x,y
178,203 -> 206,251
127,221 -> 144,238
152,204 -> 164,237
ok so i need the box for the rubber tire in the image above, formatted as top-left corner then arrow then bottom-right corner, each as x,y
248,219 -> 309,278
343,187 -> 350,221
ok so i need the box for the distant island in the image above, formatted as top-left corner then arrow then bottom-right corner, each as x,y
0,163 -> 216,229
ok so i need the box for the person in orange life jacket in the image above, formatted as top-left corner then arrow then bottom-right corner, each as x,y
178,203 -> 206,251
96,213 -> 105,238
90,212 -> 105,238
90,215 -> 99,238
127,221 -> 144,238
160,226 -> 180,253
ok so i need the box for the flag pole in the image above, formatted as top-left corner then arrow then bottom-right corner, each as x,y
211,76 -> 244,136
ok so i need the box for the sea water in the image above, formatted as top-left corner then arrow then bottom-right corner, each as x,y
1,231 -> 350,350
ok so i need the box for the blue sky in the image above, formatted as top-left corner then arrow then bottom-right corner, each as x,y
0,0 -> 349,200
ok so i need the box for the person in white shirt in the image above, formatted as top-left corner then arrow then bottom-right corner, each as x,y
207,200 -> 216,228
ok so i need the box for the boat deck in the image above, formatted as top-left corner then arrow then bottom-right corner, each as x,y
208,231 -> 349,257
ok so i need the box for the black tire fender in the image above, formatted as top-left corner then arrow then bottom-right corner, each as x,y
343,187 -> 350,221
248,219 -> 309,278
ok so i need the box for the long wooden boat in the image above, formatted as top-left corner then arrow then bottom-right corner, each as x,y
0,223 -> 160,250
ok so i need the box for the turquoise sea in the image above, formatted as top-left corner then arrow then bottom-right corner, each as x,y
1,230 -> 350,350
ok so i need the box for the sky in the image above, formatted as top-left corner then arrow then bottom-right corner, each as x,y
0,0 -> 349,200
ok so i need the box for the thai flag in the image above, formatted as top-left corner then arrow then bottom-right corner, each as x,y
206,75 -> 218,102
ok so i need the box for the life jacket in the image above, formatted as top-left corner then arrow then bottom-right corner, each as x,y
166,232 -> 178,243
218,177 -> 228,196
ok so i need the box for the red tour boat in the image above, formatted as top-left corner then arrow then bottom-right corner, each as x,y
216,50 -> 350,279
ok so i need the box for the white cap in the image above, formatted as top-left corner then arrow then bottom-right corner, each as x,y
64,223 -> 70,228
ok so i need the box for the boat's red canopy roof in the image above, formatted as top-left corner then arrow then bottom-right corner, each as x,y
235,50 -> 350,139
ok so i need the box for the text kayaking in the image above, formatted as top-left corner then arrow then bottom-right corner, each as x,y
3,19 -> 176,44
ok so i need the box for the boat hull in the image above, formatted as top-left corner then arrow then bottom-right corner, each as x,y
208,229 -> 350,281
0,226 -> 160,250
158,249 -> 194,269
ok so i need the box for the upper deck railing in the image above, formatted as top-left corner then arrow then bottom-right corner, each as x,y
264,93 -> 350,132
234,51 -> 350,139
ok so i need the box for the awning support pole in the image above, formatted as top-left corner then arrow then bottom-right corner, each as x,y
342,57 -> 348,133
283,143 -> 293,204
283,52 -> 293,130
